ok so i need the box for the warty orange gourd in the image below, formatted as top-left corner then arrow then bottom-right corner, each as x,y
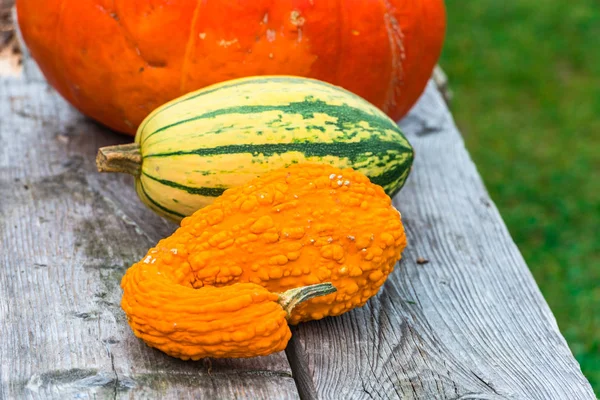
121,163 -> 407,359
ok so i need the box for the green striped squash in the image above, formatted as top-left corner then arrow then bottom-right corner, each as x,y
96,76 -> 414,221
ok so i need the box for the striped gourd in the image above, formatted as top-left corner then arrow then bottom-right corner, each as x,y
96,76 -> 414,221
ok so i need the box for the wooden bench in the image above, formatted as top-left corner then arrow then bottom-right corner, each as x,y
0,10 -> 595,399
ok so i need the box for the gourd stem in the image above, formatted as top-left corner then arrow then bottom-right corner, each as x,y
278,283 -> 337,318
96,143 -> 142,177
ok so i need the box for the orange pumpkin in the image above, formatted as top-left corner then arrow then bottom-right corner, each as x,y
16,0 -> 446,135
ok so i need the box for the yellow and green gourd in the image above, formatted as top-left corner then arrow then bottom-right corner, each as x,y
96,76 -> 414,221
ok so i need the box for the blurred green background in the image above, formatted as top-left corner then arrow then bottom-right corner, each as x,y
439,0 -> 599,394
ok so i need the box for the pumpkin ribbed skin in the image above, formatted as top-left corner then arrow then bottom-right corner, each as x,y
130,76 -> 414,220
121,163 -> 406,354
16,0 -> 446,134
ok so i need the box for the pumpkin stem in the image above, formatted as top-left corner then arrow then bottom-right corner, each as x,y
96,143 -> 142,177
278,283 -> 337,318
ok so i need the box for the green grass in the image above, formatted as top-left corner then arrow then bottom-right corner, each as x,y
439,0 -> 600,394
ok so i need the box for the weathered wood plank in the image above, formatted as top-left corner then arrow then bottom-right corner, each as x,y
0,77 -> 299,399
286,82 -> 596,400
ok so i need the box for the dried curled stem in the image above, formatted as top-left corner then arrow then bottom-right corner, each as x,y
278,282 -> 337,318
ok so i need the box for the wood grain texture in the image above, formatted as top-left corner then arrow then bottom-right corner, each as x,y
0,73 -> 299,399
286,81 -> 596,400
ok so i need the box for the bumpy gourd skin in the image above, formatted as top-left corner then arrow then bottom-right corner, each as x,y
121,163 -> 406,358
121,273 -> 290,360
